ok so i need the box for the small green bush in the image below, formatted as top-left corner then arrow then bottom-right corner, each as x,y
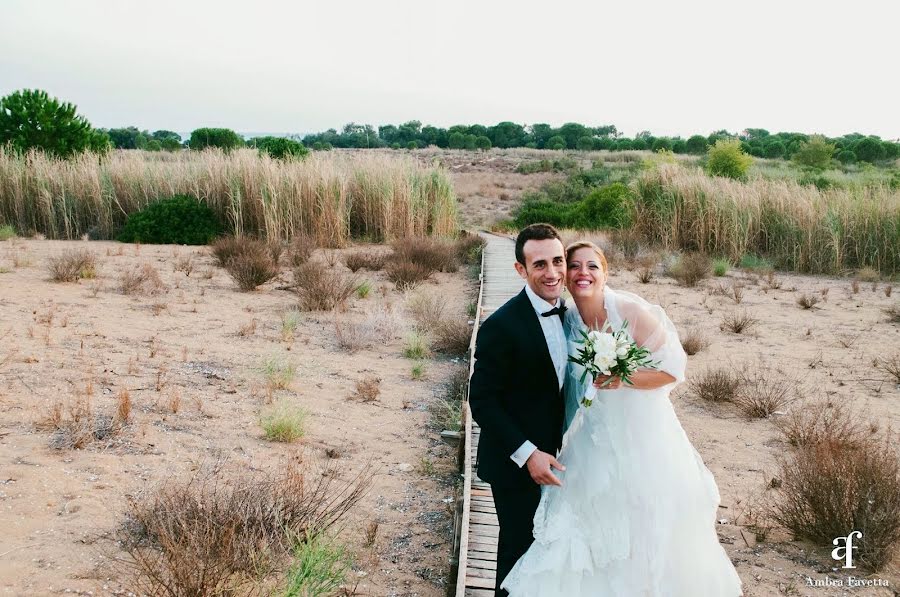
117,195 -> 222,245
713,258 -> 729,277
792,136 -> 836,170
252,136 -> 309,159
260,399 -> 306,442
0,224 -> 16,241
513,183 -> 632,230
706,139 -> 753,180
546,135 -> 567,150
739,253 -> 774,271
187,127 -> 244,151
281,533 -> 352,596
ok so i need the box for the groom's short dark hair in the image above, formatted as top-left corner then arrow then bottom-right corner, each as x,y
515,223 -> 562,266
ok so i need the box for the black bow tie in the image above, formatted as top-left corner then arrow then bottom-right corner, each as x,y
541,301 -> 567,321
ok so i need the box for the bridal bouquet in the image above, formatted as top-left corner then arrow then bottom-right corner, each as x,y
568,321 -> 659,406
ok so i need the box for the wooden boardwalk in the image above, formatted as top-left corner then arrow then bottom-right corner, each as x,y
454,233 -> 524,597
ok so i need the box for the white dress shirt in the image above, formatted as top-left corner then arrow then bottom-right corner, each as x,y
510,284 -> 568,468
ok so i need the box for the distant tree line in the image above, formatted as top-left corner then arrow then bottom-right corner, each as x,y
301,122 -> 900,164
2,89 -> 898,165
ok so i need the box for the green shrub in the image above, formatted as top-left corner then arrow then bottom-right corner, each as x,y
739,253 -> 774,271
837,149 -> 857,164
281,533 -> 352,596
252,136 -> 309,159
575,136 -> 595,151
474,136 -> 491,150
713,258 -> 729,276
406,140 -> 419,150
764,141 -> 786,158
260,399 -> 306,442
571,183 -> 633,228
792,136 -> 836,170
546,135 -> 567,150
117,195 -> 223,245
706,139 -> 753,180
188,127 -> 244,151
854,138 -> 886,163
0,224 -> 15,241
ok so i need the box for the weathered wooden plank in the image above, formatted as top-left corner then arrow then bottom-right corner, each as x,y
469,512 -> 498,525
465,575 -> 496,589
466,567 -> 496,580
468,558 -> 497,570
464,588 -> 495,597
468,550 -> 497,562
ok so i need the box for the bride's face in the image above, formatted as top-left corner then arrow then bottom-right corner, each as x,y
566,247 -> 607,299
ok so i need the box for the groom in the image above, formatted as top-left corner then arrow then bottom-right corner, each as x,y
469,223 -> 569,596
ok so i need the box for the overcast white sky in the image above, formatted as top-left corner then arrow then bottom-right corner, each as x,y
2,0 -> 898,139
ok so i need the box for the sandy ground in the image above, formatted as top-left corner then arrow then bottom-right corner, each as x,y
0,239 -> 476,596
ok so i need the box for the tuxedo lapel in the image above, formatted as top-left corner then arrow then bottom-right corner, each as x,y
512,289 -> 559,391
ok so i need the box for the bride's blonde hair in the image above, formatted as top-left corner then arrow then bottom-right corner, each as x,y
565,241 -> 608,273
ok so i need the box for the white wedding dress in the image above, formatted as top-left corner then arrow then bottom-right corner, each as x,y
501,286 -> 743,596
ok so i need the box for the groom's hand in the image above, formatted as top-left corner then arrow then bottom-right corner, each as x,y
526,450 -> 565,486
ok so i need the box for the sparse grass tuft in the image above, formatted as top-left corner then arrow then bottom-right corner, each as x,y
777,399 -> 872,450
0,224 -> 16,240
796,293 -> 821,310
688,368 -> 741,403
119,263 -> 165,295
712,258 -> 729,277
668,253 -> 711,287
433,318 -> 472,356
874,354 -> 900,384
260,399 -> 307,442
293,262 -> 358,311
288,234 -> 317,267
734,367 -> 796,418
391,237 -> 459,273
885,305 -> 900,324
680,328 -> 707,355
721,310 -> 758,334
403,331 -> 431,359
47,249 -> 97,282
411,361 -> 426,379
856,266 -> 880,283
281,310 -> 302,342
356,280 -> 371,299
281,533 -> 353,597
260,355 -> 296,390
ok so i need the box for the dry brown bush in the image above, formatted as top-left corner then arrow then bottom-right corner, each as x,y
856,266 -> 881,283
433,318 -> 472,357
37,395 -> 126,450
344,251 -> 387,272
294,262 -> 358,311
734,368 -> 796,418
386,260 -> 433,291
407,292 -> 447,330
769,438 -> 900,571
777,399 -> 872,450
455,232 -> 486,265
796,293 -> 820,310
680,328 -> 707,355
720,310 -> 758,334
637,267 -> 653,283
688,368 -> 741,403
120,263 -> 165,295
210,236 -> 242,267
668,253 -> 711,287
47,249 -> 97,282
117,460 -> 372,596
391,237 -> 458,273
874,354 -> 900,384
353,376 -> 381,402
885,305 -> 900,324
288,234 -> 317,267
225,245 -> 279,291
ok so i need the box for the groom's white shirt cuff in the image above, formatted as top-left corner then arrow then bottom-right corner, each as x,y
511,440 -> 537,467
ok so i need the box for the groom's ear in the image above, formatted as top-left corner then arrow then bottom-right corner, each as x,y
514,260 -> 527,279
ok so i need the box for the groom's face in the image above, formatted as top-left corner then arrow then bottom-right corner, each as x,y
515,238 -> 566,303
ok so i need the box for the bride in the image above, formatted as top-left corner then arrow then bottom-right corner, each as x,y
501,241 -> 743,596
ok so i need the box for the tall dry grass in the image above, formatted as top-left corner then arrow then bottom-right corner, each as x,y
0,148 -> 458,245
634,164 -> 900,275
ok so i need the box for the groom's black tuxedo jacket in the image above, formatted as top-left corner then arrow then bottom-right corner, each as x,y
469,288 -> 564,489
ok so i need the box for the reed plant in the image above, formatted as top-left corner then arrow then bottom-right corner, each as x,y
0,148 -> 458,245
634,164 -> 900,275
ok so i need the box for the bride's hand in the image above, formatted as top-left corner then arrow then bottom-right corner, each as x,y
593,374 -> 621,390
